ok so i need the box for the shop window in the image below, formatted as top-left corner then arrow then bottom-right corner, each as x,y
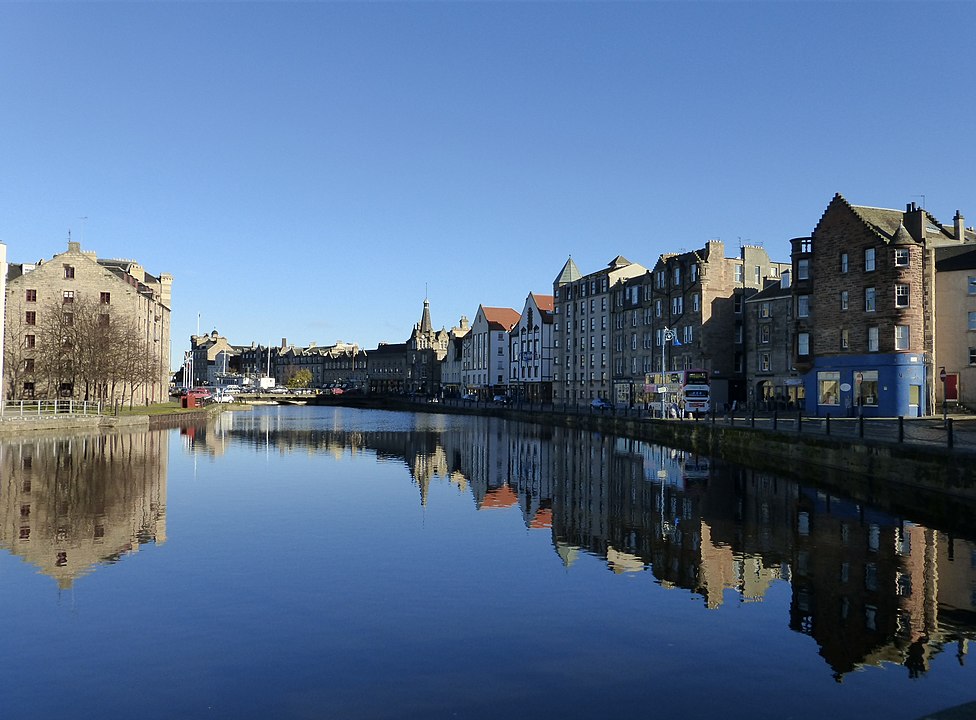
818,371 -> 840,406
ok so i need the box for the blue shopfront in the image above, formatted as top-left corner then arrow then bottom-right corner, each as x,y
804,353 -> 926,417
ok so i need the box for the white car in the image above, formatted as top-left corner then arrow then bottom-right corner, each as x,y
213,393 -> 235,403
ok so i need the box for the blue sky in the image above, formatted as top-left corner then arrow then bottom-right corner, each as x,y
3,2 -> 974,369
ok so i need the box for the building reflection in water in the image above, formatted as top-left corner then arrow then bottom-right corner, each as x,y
213,410 -> 976,680
0,431 -> 167,589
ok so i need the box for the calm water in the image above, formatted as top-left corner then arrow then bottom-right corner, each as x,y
1,406 -> 974,720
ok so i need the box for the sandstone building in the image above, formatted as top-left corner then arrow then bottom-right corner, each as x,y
4,241 -> 172,403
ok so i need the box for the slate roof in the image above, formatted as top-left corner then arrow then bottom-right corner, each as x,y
936,245 -> 976,272
554,256 -> 582,286
745,278 -> 791,302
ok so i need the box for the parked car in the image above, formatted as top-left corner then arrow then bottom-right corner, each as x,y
591,398 -> 614,411
492,395 -> 511,405
462,394 -> 478,401
212,393 -> 235,404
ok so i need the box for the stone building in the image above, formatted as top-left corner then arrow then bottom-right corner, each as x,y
367,342 -> 407,394
4,241 -> 172,403
743,273 -> 802,409
552,256 -> 647,405
439,317 -> 470,398
792,195 -> 972,417
405,299 -> 452,396
188,330 -> 237,387
609,243 -> 788,409
275,340 -> 366,389
934,242 -> 976,408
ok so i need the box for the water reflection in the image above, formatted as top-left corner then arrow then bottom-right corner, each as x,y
0,431 -> 167,588
205,409 -> 976,681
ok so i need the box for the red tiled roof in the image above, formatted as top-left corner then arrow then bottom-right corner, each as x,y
481,484 -> 518,509
532,294 -> 554,312
482,307 -> 521,331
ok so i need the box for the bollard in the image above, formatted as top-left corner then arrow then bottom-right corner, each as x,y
898,416 -> 904,443
947,418 -> 954,449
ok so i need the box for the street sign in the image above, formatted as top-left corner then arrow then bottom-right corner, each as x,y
940,367 -> 947,382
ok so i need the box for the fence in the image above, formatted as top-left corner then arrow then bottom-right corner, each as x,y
0,399 -> 108,419
426,397 -> 973,453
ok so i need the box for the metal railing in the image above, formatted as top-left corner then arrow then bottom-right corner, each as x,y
0,399 -> 108,418
417,397 -> 974,453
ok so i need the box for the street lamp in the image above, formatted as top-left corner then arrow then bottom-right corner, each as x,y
661,326 -> 674,419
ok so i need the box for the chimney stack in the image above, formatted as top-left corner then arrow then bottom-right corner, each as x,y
954,210 -> 966,240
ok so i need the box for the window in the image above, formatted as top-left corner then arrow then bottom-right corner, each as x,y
655,299 -> 662,317
864,248 -> 876,272
970,348 -> 976,365
797,259 -> 810,280
671,297 -> 683,315
840,253 -> 848,273
100,292 -> 111,304
894,284 -> 909,308
674,266 -> 681,285
692,293 -> 700,312
690,264 -> 698,282
797,332 -> 810,356
760,353 -> 770,372
759,325 -> 770,344
856,370 -> 879,407
865,287 -> 876,312
894,248 -> 909,267
841,329 -> 849,349
25,311 -> 36,325
23,382 -> 35,398
683,325 -> 693,343
64,264 -> 75,279
734,295 -> 743,314
25,334 -> 35,349
63,290 -> 74,304
841,291 -> 849,311
26,289 -> 37,302
818,371 -> 840,406
797,295 -> 810,318
868,326 -> 879,352
734,265 -> 744,283
969,311 -> 976,331
969,276 -> 976,295
895,324 -> 910,350
25,358 -> 34,373
759,302 -> 770,318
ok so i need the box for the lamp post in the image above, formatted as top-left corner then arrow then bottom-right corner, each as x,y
661,326 -> 673,419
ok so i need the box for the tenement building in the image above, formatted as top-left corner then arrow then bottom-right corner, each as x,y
934,232 -> 976,409
609,242 -> 788,410
553,256 -> 647,404
5,240 -> 172,403
792,194 -> 973,417
743,272 -> 801,409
